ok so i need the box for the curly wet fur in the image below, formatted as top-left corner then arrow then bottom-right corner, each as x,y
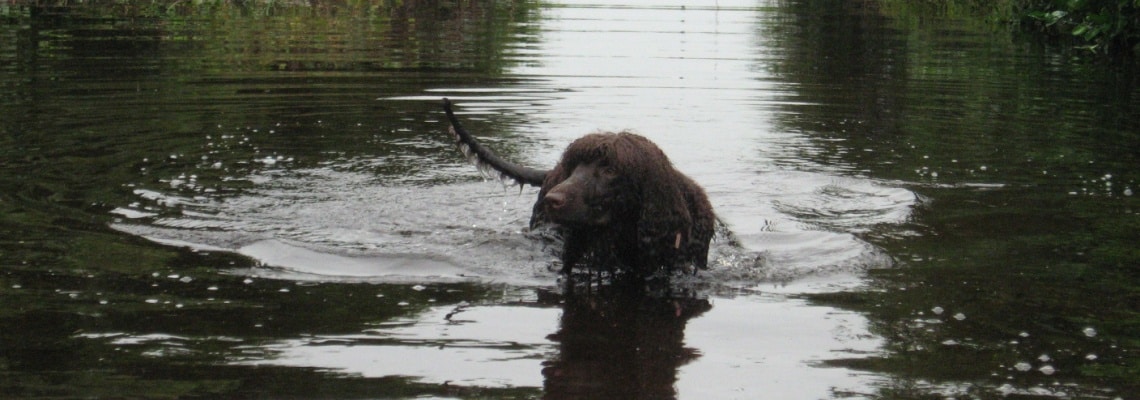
442,99 -> 715,277
532,132 -> 716,277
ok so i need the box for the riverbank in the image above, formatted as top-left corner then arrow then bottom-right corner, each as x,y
877,0 -> 1140,59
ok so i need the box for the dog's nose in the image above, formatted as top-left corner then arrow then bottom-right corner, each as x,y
544,192 -> 567,210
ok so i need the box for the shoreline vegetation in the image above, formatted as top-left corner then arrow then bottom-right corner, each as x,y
2,0 -> 1137,60
879,0 -> 1139,60
1020,0 -> 1140,58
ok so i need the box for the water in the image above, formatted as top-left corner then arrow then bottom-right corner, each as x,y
2,0 -> 1139,399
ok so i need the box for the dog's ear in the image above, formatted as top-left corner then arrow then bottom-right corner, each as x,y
636,175 -> 693,255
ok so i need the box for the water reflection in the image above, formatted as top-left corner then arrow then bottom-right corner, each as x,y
228,284 -> 713,397
542,285 -> 711,399
771,0 -> 1140,397
4,0 -> 1139,398
237,294 -> 559,389
1,1 -> 906,398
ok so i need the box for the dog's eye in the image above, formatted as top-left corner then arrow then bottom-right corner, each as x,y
601,166 -> 618,176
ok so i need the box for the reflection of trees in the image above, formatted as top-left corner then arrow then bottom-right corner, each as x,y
763,0 -> 908,172
769,1 -> 1140,396
0,0 -> 544,203
766,0 -> 1139,185
4,0 -> 541,74
540,284 -> 711,400
0,270 -> 531,398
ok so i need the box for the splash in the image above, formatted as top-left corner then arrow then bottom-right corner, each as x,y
112,162 -> 914,288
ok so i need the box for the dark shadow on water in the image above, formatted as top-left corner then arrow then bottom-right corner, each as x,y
539,280 -> 712,400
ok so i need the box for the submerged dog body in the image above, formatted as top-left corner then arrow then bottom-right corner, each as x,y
443,99 -> 715,276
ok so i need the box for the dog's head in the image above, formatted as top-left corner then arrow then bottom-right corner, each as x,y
542,158 -> 621,226
539,132 -> 684,230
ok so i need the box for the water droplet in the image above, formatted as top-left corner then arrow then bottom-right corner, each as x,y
1085,353 -> 1098,361
953,313 -> 966,321
243,278 -> 254,284
1038,354 -> 1051,362
279,288 -> 290,293
179,276 -> 193,283
1014,362 -> 1032,371
1082,327 -> 1097,337
412,285 -> 427,291
1038,365 -> 1055,375
998,384 -> 1015,395
931,306 -> 944,315
207,286 -> 219,291
979,165 -> 987,171
397,301 -> 410,306
941,339 -> 959,346
145,299 -> 159,304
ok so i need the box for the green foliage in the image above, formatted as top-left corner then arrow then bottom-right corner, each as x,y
876,0 -> 1140,58
1021,0 -> 1140,56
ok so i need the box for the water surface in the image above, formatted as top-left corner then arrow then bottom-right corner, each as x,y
2,0 -> 1138,398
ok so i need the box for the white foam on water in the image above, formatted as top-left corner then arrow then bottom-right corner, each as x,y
113,161 -> 915,288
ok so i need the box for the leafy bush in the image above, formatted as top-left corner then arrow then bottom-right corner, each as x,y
1023,0 -> 1140,56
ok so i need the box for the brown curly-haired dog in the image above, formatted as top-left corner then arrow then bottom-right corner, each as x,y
443,99 -> 715,277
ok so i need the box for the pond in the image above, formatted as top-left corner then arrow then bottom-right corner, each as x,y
1,0 -> 1138,398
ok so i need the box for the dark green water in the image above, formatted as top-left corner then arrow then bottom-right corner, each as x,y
2,0 -> 1138,399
